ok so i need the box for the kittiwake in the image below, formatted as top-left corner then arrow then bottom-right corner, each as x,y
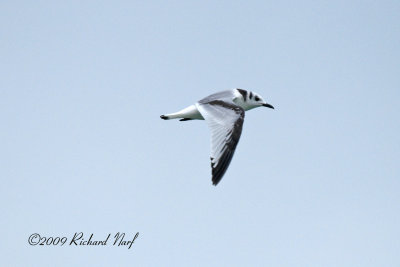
160,88 -> 274,186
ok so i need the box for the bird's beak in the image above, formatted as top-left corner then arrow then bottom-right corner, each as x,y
262,103 -> 274,109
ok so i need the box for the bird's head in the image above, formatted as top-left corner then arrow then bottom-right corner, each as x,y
236,89 -> 274,111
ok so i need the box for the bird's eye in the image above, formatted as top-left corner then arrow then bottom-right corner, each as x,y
255,96 -> 260,101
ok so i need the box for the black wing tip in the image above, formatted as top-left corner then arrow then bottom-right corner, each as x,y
211,174 -> 224,186
211,164 -> 224,185
211,159 -> 221,186
160,115 -> 168,120
212,175 -> 221,186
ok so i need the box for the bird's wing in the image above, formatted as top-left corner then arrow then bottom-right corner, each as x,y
196,100 -> 245,185
198,90 -> 237,105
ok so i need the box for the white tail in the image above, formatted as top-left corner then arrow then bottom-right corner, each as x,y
160,104 -> 204,120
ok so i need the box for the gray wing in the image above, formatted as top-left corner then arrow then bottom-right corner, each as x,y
198,90 -> 237,105
195,100 -> 245,185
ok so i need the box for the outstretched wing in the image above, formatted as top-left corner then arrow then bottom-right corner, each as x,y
196,100 -> 245,185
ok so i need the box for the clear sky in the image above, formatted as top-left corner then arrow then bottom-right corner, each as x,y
1,0 -> 399,266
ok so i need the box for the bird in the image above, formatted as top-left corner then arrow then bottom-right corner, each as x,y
160,88 -> 274,186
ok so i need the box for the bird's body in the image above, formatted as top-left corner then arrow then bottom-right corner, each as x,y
161,88 -> 274,185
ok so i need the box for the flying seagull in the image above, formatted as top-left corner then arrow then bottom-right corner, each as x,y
160,88 -> 274,186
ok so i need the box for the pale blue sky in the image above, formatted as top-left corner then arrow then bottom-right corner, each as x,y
1,1 -> 399,266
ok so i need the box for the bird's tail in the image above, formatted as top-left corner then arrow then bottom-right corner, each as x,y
160,105 -> 202,121
160,114 -> 169,120
160,112 -> 181,120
